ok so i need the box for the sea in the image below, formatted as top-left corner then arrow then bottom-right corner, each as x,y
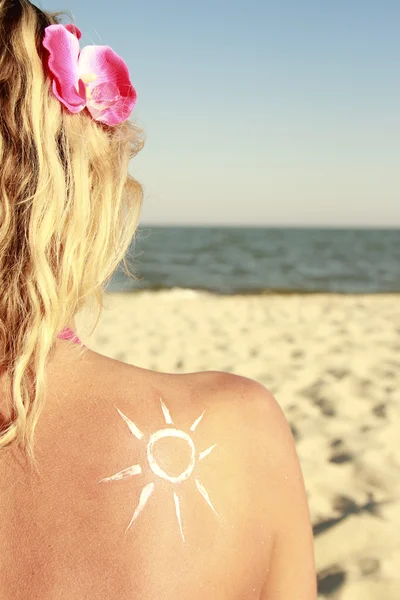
107,226 -> 400,295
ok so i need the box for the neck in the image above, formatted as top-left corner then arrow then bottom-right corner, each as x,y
64,317 -> 77,332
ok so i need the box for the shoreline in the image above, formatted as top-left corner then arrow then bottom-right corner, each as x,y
107,286 -> 400,296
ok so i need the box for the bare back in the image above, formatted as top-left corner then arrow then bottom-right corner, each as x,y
0,343 -> 276,599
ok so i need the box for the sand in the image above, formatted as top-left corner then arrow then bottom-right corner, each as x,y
75,290 -> 400,600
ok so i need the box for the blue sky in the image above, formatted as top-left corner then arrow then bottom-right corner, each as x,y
43,1 -> 399,226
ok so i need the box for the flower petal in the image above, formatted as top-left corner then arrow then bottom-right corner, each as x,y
90,81 -> 121,104
87,92 -> 137,126
64,24 -> 82,40
78,45 -> 137,125
42,24 -> 86,112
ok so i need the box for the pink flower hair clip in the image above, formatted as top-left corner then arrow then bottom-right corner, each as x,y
42,23 -> 137,126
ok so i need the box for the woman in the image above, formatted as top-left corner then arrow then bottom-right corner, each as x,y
0,1 -> 317,598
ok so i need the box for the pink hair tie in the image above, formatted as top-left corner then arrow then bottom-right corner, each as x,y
42,23 -> 137,126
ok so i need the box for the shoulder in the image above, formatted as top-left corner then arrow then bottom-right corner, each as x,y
205,371 -> 302,488
220,376 -> 318,599
64,357 -> 303,531
198,370 -> 291,442
178,370 -> 302,521
204,372 -> 317,598
214,372 -> 313,519
111,366 -> 291,461
98,365 -> 290,514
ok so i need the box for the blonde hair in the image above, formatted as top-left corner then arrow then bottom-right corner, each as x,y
0,0 -> 145,464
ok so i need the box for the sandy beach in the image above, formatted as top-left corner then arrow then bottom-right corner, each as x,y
76,290 -> 400,600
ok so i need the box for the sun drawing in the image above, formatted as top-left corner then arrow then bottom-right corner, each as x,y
99,397 -> 220,542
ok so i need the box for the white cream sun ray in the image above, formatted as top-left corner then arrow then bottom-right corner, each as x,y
189,409 -> 205,431
125,482 -> 155,534
199,443 -> 217,461
195,478 -> 220,522
99,464 -> 142,483
115,405 -> 144,440
173,492 -> 185,542
159,397 -> 174,425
